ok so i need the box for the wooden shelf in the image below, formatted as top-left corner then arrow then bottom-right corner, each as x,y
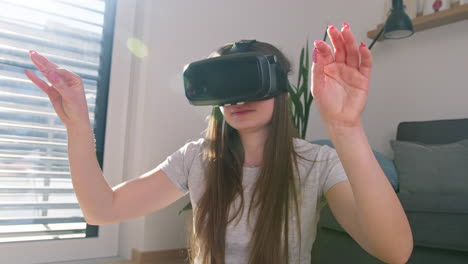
367,3 -> 468,41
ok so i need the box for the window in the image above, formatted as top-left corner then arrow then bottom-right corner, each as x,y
0,0 -> 116,259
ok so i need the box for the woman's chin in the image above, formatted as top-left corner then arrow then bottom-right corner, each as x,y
228,122 -> 269,133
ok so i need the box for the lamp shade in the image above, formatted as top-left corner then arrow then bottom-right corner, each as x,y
384,0 -> 414,38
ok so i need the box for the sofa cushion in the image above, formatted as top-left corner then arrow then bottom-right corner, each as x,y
390,139 -> 468,196
310,139 -> 399,191
398,192 -> 468,252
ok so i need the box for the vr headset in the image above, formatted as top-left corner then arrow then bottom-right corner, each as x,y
182,40 -> 288,106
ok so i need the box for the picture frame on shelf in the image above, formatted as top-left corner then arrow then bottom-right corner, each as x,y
451,0 -> 468,7
423,0 -> 451,15
448,0 -> 459,7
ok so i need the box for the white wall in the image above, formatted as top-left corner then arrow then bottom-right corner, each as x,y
302,1 -> 468,159
112,0 -> 468,259
141,0 -> 311,253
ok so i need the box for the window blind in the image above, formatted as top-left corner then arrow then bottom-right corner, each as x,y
0,0 -> 114,243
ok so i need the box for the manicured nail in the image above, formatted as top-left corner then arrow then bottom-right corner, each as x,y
314,40 -> 325,48
29,50 -> 36,55
360,42 -> 366,48
342,22 -> 350,30
314,40 -> 320,48
31,52 -> 48,65
328,24 -> 335,30
48,71 -> 59,83
313,47 -> 318,63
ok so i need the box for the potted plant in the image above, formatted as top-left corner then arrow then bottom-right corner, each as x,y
288,39 -> 313,139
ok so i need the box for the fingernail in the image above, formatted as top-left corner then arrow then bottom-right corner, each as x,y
328,24 -> 335,30
29,50 -> 36,55
342,22 -> 350,30
48,71 -> 59,83
314,40 -> 325,48
314,40 -> 320,48
360,42 -> 366,48
32,52 -> 47,65
313,47 -> 318,63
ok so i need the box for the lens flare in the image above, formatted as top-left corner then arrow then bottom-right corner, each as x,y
126,38 -> 148,58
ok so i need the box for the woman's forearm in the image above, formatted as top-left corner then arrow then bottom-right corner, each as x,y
66,123 -> 114,225
326,123 -> 413,264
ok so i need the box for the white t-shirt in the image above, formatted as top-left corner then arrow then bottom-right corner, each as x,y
157,137 -> 348,264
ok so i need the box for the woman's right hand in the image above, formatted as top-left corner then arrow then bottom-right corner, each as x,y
24,50 -> 91,128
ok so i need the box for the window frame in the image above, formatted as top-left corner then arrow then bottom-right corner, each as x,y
0,0 -> 137,262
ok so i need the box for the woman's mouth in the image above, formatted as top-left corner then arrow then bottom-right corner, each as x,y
232,110 -> 254,115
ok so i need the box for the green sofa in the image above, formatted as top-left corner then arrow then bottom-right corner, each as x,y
310,118 -> 468,264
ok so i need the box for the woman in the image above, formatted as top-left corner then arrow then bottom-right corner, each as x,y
24,22 -> 413,264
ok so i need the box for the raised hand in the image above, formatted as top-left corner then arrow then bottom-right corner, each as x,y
24,51 -> 91,128
311,23 -> 372,129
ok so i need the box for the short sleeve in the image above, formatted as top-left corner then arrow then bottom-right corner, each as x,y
320,145 -> 348,197
156,138 -> 203,195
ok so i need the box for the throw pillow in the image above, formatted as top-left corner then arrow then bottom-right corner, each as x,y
390,138 -> 468,196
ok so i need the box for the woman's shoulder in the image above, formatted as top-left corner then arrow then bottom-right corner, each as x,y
292,137 -> 322,154
173,137 -> 205,156
187,137 -> 205,146
292,137 -> 338,161
184,137 -> 205,148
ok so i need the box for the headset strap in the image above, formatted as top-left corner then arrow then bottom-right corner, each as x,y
225,39 -> 257,54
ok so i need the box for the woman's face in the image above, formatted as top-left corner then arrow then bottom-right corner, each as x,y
220,97 -> 275,133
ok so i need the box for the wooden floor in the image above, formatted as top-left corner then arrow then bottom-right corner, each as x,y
107,261 -> 185,264
142,259 -> 187,264
104,247 -> 189,264
107,257 -> 188,264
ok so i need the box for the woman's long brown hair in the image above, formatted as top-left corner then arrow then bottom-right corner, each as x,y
187,41 -> 309,264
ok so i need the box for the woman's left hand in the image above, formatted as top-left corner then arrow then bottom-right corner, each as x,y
311,23 -> 372,129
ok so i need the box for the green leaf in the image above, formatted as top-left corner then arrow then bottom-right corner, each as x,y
304,41 -> 310,103
307,94 -> 314,105
323,27 -> 328,41
295,100 -> 303,120
178,202 -> 192,215
297,47 -> 305,89
288,82 -> 298,96
300,77 -> 308,100
288,87 -> 300,109
288,85 -> 303,130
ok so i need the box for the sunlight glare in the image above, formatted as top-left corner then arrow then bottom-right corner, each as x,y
126,37 -> 149,58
